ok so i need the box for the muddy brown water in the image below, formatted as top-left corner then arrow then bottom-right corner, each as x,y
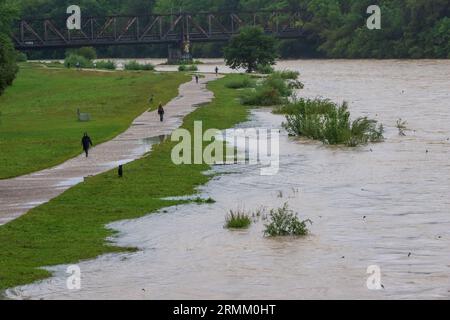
6,60 -> 450,299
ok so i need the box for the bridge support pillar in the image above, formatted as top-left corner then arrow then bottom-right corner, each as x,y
167,41 -> 192,65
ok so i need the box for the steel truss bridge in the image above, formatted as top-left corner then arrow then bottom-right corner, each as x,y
12,10 -> 304,50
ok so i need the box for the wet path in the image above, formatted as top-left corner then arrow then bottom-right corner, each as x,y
0,74 -> 217,225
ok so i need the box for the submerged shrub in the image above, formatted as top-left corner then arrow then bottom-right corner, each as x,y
225,210 -> 252,229
125,61 -> 154,71
264,203 -> 311,237
281,98 -> 384,147
275,70 -> 300,80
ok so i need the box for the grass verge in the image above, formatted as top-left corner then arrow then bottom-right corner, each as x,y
0,63 -> 188,179
0,74 -> 250,291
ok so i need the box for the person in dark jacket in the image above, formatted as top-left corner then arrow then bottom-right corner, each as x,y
195,74 -> 199,84
157,103 -> 165,122
215,66 -> 219,76
81,133 -> 93,157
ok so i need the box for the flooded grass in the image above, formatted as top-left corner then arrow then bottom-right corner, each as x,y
0,74 -> 250,291
280,98 -> 384,147
396,118 -> 408,136
225,209 -> 252,229
264,203 -> 312,237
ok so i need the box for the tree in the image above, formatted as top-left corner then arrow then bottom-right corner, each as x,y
224,26 -> 278,73
0,0 -> 19,95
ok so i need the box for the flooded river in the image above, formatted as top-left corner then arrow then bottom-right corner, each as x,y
7,60 -> 450,299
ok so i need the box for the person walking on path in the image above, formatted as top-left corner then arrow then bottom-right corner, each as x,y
215,66 -> 219,76
157,103 -> 165,122
195,74 -> 199,84
81,133 -> 93,157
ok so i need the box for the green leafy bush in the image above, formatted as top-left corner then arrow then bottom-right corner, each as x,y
178,64 -> 198,72
95,60 -> 116,70
0,33 -> 18,95
225,210 -> 252,229
264,203 -> 311,237
241,73 -> 292,106
66,47 -> 97,60
281,98 -> 384,147
256,64 -> 275,74
64,54 -> 93,69
275,70 -> 300,80
224,76 -> 256,89
124,61 -> 155,71
16,51 -> 27,62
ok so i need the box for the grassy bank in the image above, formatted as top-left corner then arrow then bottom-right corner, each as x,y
0,74 -> 250,291
0,63 -> 189,179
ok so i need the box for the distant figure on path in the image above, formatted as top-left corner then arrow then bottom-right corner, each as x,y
81,133 -> 93,157
157,103 -> 165,122
215,66 -> 219,76
195,74 -> 199,83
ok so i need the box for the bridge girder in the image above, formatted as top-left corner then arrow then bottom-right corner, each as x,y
12,11 -> 304,50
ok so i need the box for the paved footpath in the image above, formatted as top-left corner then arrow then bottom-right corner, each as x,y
0,74 -> 218,225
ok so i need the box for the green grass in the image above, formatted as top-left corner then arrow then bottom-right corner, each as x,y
225,209 -> 252,229
0,74 -> 250,291
0,63 -> 189,179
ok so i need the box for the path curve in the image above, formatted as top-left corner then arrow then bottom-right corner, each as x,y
0,74 -> 218,225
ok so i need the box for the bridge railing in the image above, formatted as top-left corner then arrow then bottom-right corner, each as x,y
13,10 -> 304,49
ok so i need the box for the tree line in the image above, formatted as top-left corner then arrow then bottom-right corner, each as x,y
17,0 -> 450,59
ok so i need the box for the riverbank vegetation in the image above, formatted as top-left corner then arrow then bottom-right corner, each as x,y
0,63 -> 189,179
0,1 -> 19,95
278,98 -> 384,147
225,209 -> 252,229
241,71 -> 303,106
264,203 -> 311,237
0,74 -> 250,291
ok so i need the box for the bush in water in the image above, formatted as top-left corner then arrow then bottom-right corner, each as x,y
264,203 -> 311,237
281,98 -> 384,147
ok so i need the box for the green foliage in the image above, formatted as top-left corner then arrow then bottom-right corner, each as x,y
95,60 -> 116,70
66,47 -> 97,60
281,98 -> 384,147
0,1 -> 19,95
242,73 -> 293,106
255,64 -> 275,74
124,61 -> 155,71
224,76 -> 256,89
178,64 -> 198,72
225,209 -> 252,229
16,51 -> 27,62
0,33 -> 18,95
64,54 -> 94,69
224,26 -> 279,73
264,203 -> 311,237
